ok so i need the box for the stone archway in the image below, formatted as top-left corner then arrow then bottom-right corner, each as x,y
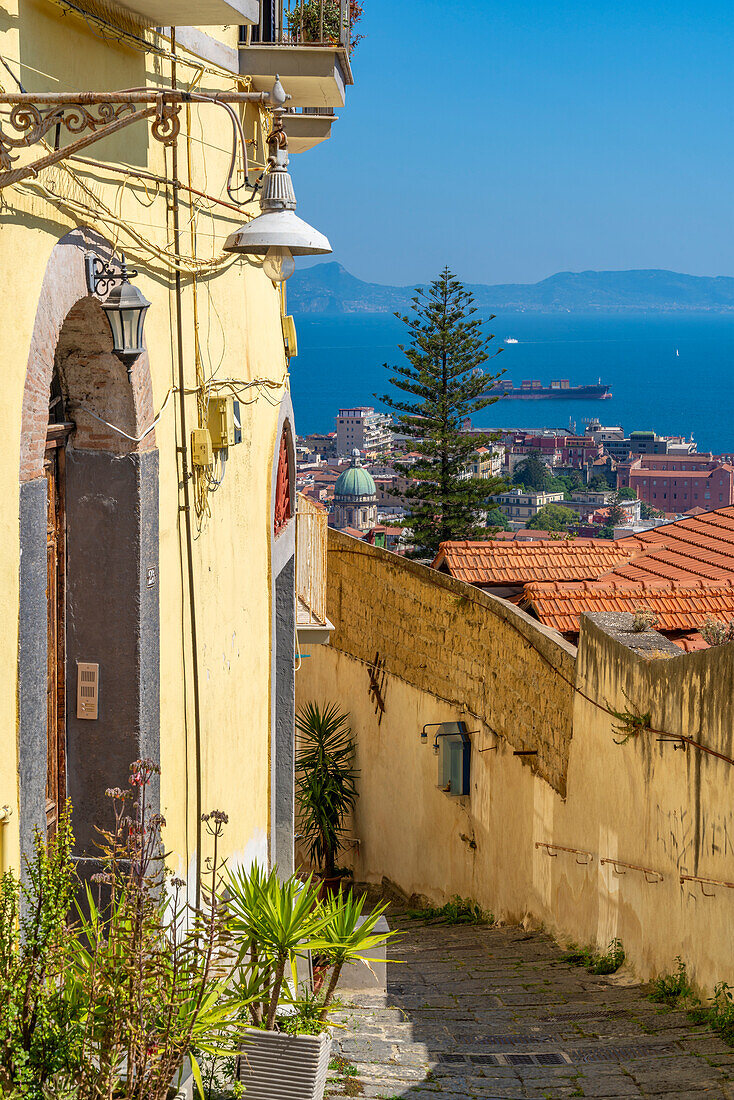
18,228 -> 160,862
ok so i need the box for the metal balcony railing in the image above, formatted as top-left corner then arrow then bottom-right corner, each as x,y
296,494 -> 328,626
245,0 -> 353,54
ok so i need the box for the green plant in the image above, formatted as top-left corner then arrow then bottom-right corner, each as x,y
0,806 -> 82,1099
68,762 -> 247,1100
691,982 -> 734,1045
607,691 -> 652,745
649,957 -> 694,1005
700,616 -> 734,646
226,862 -> 331,1030
406,895 -> 492,925
632,607 -> 659,632
286,0 -> 341,42
312,889 -> 395,1020
296,701 -> 358,879
379,268 -> 505,554
563,938 -> 625,975
286,0 -> 363,50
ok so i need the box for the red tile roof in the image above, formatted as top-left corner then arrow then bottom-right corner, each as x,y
607,508 -> 734,583
432,538 -> 646,586
522,577 -> 734,635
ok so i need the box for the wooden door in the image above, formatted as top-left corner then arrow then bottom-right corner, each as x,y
44,441 -> 66,836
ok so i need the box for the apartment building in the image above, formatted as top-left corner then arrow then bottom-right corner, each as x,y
336,406 -> 392,457
618,455 -> 734,510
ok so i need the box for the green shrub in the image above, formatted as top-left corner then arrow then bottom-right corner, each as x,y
407,895 -> 492,925
650,958 -> 694,1005
563,938 -> 625,974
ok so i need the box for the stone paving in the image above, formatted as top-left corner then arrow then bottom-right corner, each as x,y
326,908 -> 734,1099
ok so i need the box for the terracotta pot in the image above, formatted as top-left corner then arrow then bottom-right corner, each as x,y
238,1029 -> 331,1100
316,873 -> 353,901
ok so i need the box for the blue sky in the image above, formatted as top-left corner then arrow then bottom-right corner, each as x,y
291,0 -> 734,286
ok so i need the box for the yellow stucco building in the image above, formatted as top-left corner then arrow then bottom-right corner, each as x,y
0,0 -> 351,894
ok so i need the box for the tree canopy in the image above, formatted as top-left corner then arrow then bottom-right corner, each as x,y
526,503 -> 577,531
380,268 -> 505,554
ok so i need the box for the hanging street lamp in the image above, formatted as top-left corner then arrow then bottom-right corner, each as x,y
223,101 -> 331,281
86,253 -> 151,379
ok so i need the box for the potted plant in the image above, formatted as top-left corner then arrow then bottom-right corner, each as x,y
68,762 -> 248,1100
225,863 -> 393,1100
286,1 -> 342,44
296,702 -> 358,896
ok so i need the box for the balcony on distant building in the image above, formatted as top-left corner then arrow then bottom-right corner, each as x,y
239,0 -> 354,112
296,494 -> 334,645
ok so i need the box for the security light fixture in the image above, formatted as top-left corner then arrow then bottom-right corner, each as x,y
86,254 -> 151,379
223,102 -> 331,281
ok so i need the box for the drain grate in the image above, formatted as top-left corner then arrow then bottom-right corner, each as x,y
469,1054 -> 501,1066
438,1053 -> 467,1063
505,1054 -> 536,1065
535,1052 -> 565,1065
539,1008 -> 627,1022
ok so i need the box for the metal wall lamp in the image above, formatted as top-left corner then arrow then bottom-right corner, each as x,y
223,103 -> 331,282
86,254 -> 150,379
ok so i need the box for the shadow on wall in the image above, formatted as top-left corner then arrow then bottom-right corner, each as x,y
297,530 -> 734,994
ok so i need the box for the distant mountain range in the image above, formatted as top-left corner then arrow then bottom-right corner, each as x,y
287,263 -> 734,314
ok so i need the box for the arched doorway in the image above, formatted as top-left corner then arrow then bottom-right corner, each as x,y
18,229 -> 160,863
270,409 -> 296,875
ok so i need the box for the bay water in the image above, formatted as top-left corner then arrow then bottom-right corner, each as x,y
289,311 -> 734,454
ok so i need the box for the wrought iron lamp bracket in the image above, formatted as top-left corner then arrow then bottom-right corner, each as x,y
85,253 -> 136,300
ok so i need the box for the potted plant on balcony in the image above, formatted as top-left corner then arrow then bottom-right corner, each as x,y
286,1 -> 342,45
225,862 -> 393,1100
296,701 -> 357,897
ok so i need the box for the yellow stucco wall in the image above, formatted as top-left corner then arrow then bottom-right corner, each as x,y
0,0 -> 289,877
298,532 -> 734,993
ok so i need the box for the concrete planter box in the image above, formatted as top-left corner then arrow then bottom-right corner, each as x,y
237,1029 -> 331,1100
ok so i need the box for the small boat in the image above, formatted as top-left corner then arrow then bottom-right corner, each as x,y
505,337 -> 519,344
676,349 -> 680,356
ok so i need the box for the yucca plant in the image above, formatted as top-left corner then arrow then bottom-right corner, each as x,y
226,864 -> 331,1030
311,891 -> 394,1021
296,702 -> 357,881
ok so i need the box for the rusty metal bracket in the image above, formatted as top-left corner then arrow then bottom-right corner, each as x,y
535,842 -> 594,866
680,873 -> 734,898
600,857 -> 664,883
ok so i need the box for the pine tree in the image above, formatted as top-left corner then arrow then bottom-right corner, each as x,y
380,268 -> 505,555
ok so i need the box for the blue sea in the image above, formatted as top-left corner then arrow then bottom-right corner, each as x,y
289,311 -> 734,454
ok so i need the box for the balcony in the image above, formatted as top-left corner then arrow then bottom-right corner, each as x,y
283,107 -> 338,154
296,495 -> 334,645
114,0 -> 258,28
239,0 -> 354,109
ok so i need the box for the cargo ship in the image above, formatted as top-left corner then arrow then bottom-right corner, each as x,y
486,379 -> 611,400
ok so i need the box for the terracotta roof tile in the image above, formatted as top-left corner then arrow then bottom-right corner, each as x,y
432,538 -> 646,586
523,576 -> 734,634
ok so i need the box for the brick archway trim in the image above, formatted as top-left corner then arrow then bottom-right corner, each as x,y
19,227 -> 155,483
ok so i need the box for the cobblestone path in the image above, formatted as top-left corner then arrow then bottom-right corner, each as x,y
327,910 -> 734,1099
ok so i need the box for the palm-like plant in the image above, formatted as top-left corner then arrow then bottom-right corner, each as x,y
311,891 -> 393,1021
226,864 -> 330,1030
296,703 -> 357,880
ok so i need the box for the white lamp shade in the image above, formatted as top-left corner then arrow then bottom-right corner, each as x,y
223,209 -> 332,257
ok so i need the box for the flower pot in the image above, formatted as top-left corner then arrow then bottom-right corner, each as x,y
238,1029 -> 331,1100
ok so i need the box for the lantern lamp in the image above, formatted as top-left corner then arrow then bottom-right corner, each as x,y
86,254 -> 151,379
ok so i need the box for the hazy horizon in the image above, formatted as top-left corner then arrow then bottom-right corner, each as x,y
292,1 -> 734,287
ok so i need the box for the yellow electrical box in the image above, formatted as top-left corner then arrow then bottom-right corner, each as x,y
282,314 -> 298,358
191,428 -> 213,467
207,396 -> 236,450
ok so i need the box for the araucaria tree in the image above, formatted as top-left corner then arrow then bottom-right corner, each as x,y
380,268 -> 505,554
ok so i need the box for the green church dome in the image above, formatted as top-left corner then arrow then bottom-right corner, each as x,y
335,450 -> 377,498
